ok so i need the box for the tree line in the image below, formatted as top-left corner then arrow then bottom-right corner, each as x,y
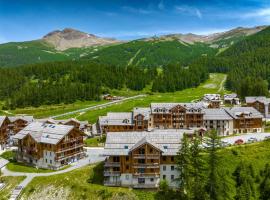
0,60 -> 207,109
157,131 -> 270,200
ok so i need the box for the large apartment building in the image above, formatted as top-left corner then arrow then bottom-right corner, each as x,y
149,103 -> 207,130
13,122 -> 85,170
245,96 -> 270,118
224,107 -> 263,134
103,130 -> 182,188
9,116 -> 34,134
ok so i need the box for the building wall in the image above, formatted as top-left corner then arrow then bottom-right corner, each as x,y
204,119 -> 234,136
160,164 -> 179,187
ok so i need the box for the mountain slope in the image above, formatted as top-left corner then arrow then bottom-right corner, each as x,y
84,39 -> 218,67
43,28 -> 121,51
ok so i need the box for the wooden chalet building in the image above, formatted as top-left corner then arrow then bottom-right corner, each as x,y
13,122 -> 85,170
0,116 -> 11,150
9,116 -> 34,135
201,94 -> 222,108
149,103 -> 207,130
224,107 -> 263,134
245,96 -> 270,118
103,130 -> 182,188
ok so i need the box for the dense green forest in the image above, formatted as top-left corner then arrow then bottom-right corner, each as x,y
85,39 -> 218,67
0,60 -> 208,109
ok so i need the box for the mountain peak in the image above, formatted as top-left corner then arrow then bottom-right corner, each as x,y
42,28 -> 120,51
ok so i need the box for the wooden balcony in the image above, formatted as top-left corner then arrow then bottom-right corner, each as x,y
61,137 -> 83,145
104,162 -> 120,167
55,151 -> 84,161
104,171 -> 121,176
133,154 -> 160,159
133,172 -> 160,178
133,163 -> 159,169
56,144 -> 84,153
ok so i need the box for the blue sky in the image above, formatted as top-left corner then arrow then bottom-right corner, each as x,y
0,0 -> 270,43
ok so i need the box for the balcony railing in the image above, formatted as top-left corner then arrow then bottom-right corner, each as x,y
55,151 -> 84,161
56,144 -> 84,153
133,172 -> 160,178
133,154 -> 160,159
133,163 -> 159,168
104,180 -> 121,186
104,171 -> 121,176
104,162 -> 120,167
61,137 -> 83,145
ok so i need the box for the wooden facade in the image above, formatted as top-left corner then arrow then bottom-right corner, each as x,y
16,127 -> 84,169
247,101 -> 269,116
0,117 -> 10,148
10,119 -> 29,134
151,105 -> 204,129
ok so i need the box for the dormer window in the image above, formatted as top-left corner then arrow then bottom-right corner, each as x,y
124,145 -> 128,149
163,146 -> 168,149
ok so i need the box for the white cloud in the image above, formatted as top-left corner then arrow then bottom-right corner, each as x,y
242,7 -> 270,22
175,5 -> 202,19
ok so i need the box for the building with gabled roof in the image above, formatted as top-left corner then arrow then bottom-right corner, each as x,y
103,130 -> 184,188
245,96 -> 270,118
224,93 -> 240,105
224,107 -> 263,134
8,115 -> 34,134
201,94 -> 222,108
13,122 -> 85,169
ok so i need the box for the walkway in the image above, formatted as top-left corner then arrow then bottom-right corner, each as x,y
2,147 -> 105,199
218,74 -> 227,92
50,94 -> 146,119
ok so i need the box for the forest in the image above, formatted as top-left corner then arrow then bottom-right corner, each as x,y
0,60 -> 208,109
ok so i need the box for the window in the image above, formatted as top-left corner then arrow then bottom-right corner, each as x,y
162,157 -> 166,161
126,156 -> 129,161
163,175 -> 166,180
171,157 -> 174,162
50,152 -> 52,156
150,178 -> 154,182
50,160 -> 52,164
151,159 -> 154,163
138,159 -> 145,164
150,148 -> 153,153
171,175 -> 175,180
163,146 -> 168,149
126,175 -> 129,180
139,148 -> 145,155
163,166 -> 166,171
171,166 -> 175,171
45,159 -> 47,163
138,178 -> 145,184
124,145 -> 128,149
126,165 -> 129,170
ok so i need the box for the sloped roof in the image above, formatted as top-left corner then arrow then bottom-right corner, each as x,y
99,112 -> 133,126
203,108 -> 233,120
133,107 -> 151,120
245,96 -> 270,104
0,116 -> 7,127
224,93 -> 238,99
104,129 -> 184,156
150,102 -> 207,113
9,116 -> 34,123
13,122 -> 74,145
224,107 -> 263,119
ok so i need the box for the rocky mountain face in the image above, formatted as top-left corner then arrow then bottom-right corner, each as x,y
144,26 -> 267,45
42,28 -> 121,51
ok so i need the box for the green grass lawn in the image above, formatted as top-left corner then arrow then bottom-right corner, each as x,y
5,100 -> 108,119
62,73 -> 229,123
0,176 -> 26,200
19,139 -> 270,200
84,136 -> 106,147
0,151 -> 69,173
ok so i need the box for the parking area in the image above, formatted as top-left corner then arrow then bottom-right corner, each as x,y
222,132 -> 270,145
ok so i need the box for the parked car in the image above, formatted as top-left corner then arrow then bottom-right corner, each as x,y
248,137 -> 258,143
234,139 -> 244,145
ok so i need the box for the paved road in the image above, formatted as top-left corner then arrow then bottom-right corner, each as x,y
50,94 -> 147,119
222,132 -> 270,144
3,147 -> 106,200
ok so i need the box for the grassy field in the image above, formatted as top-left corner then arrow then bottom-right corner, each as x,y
19,140 -> 270,200
0,176 -> 25,200
4,100 -> 108,119
84,136 -> 106,147
61,73 -> 229,123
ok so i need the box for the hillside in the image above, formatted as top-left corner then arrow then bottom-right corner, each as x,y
0,26 -> 266,68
